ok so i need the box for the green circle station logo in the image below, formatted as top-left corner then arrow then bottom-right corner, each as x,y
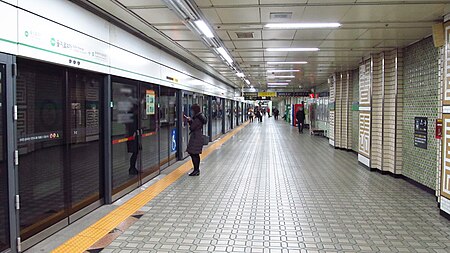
25,31 -> 29,37
50,38 -> 56,46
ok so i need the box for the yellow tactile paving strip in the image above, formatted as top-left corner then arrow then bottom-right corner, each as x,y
52,122 -> 249,253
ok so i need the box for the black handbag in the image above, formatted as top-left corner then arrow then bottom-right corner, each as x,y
203,135 -> 209,145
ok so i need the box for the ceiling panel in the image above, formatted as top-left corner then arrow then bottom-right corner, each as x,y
326,29 -> 367,40
293,29 -> 332,40
194,0 -> 212,7
228,30 -> 262,40
262,40 -> 292,48
193,52 -> 216,57
155,25 -> 187,30
119,0 -> 164,7
307,0 -> 355,3
233,41 -> 263,48
260,6 -> 305,23
239,51 -> 264,57
290,40 -> 323,47
216,30 -> 231,40
383,4 -> 447,21
201,8 -> 222,23
264,51 -> 289,57
177,41 -> 209,49
320,40 -> 381,48
341,5 -> 390,22
262,30 -> 296,40
215,7 -> 260,23
211,0 -> 258,6
359,28 -> 432,40
261,0 -> 307,4
300,6 -> 351,22
133,8 -> 181,24
375,39 -> 418,48
163,30 -> 200,40
224,41 -> 236,49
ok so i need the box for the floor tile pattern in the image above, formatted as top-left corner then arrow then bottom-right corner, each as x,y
103,119 -> 450,253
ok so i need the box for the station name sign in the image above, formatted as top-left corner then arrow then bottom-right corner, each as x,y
243,91 -> 330,100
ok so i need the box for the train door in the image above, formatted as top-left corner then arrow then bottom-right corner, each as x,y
159,86 -> 178,169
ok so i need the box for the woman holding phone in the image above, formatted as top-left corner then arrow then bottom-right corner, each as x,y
184,104 -> 207,176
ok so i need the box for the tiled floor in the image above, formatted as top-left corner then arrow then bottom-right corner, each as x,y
102,119 -> 450,253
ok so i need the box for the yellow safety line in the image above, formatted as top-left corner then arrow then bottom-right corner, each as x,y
52,121 -> 249,253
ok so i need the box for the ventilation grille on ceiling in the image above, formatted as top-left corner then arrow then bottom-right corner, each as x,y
250,64 -> 260,68
269,12 -> 292,20
235,32 -> 254,39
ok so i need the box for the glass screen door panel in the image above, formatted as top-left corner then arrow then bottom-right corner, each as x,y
159,87 -> 177,168
0,64 -> 9,251
111,80 -> 139,194
182,93 -> 192,158
68,71 -> 103,213
16,60 -> 66,240
139,83 -> 159,178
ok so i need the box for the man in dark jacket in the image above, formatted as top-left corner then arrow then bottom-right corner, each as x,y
296,103 -> 305,133
185,104 -> 207,176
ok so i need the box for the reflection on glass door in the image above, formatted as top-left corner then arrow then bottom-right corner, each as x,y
182,93 -> 193,158
139,83 -> 159,180
16,59 -> 104,242
225,100 -> 231,133
159,87 -> 177,168
0,64 -> 9,252
111,79 -> 159,194
17,61 -> 66,241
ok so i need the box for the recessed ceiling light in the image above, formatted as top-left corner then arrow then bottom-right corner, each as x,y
266,70 -> 300,73
267,61 -> 308,65
266,48 -> 319,52
236,72 -> 245,77
245,79 -> 250,85
194,20 -> 214,38
265,23 -> 341,29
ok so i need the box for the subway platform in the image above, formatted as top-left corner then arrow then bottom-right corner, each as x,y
31,119 -> 450,253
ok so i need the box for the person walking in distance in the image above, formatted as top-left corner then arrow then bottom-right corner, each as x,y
256,108 -> 262,123
273,108 -> 279,120
296,103 -> 305,133
184,104 -> 207,176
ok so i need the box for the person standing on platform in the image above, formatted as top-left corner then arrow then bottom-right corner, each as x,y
185,104 -> 207,176
296,103 -> 305,133
256,108 -> 262,123
273,108 -> 279,120
248,108 -> 254,123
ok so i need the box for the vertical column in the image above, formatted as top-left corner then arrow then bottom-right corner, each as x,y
371,53 -> 383,170
396,49 -> 404,175
329,76 -> 336,146
358,59 -> 372,167
335,74 -> 342,148
441,22 -> 450,216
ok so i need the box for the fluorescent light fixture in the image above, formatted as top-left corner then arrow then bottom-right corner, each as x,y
265,23 -> 341,29
236,72 -> 245,77
217,47 -> 233,64
267,75 -> 295,79
266,48 -> 319,52
266,69 -> 300,73
194,20 -> 214,38
244,79 -> 250,85
268,61 -> 308,65
267,83 -> 289,85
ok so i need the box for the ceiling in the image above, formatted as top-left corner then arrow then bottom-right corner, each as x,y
102,0 -> 449,90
